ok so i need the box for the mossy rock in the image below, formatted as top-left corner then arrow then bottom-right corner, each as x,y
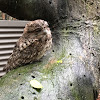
0,21 -> 98,100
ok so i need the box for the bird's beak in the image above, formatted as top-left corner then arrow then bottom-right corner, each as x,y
43,29 -> 51,35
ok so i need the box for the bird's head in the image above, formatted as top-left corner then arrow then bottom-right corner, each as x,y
25,20 -> 51,35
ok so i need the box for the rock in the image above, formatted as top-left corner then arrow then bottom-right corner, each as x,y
0,20 -> 99,100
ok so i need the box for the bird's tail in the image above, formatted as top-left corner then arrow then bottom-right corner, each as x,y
3,64 -> 11,73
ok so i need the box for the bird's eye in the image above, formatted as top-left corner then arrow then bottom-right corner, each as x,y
35,28 -> 42,32
44,21 -> 49,26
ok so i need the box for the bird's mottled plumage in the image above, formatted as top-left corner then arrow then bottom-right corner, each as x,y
3,20 -> 52,72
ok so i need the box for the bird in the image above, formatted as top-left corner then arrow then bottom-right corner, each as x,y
3,19 -> 52,72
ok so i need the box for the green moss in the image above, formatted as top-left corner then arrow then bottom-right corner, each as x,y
42,62 -> 58,74
71,89 -> 81,100
0,62 -> 42,87
61,28 -> 77,35
41,48 -> 66,75
93,26 -> 99,35
58,48 -> 66,60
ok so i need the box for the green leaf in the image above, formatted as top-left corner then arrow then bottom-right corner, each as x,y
30,80 -> 43,89
56,60 -> 62,64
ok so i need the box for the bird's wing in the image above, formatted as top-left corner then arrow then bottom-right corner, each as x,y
3,36 -> 38,72
3,21 -> 43,72
17,36 -> 38,51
